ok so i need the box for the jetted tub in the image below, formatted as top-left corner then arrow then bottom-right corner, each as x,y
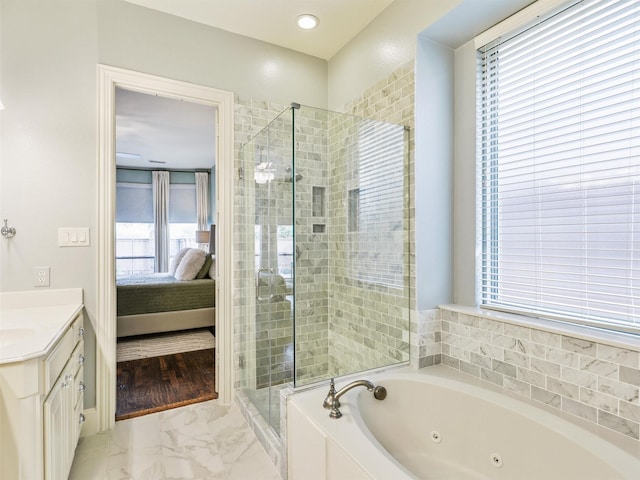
287,366 -> 640,480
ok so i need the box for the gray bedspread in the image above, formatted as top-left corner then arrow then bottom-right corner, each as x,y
116,273 -> 215,316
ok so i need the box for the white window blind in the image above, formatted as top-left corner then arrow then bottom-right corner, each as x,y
478,0 -> 640,334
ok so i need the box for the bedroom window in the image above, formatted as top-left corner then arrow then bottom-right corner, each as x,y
115,222 -> 155,276
478,0 -> 640,334
116,180 -> 155,276
168,183 -> 198,265
116,171 -> 209,274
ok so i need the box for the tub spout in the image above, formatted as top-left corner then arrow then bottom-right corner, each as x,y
322,378 -> 387,419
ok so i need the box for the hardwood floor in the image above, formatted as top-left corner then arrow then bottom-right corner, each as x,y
116,348 -> 217,421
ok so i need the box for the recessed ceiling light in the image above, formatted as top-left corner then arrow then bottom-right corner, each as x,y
297,14 -> 319,30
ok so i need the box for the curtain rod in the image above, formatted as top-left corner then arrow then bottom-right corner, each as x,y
116,166 -> 212,173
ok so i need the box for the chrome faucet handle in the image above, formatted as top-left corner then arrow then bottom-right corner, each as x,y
322,378 -> 337,410
323,378 -> 387,419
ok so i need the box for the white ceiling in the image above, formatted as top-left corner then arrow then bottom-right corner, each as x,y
124,0 -> 395,60
115,87 -> 217,170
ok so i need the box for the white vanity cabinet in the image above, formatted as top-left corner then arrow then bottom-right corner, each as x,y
43,315 -> 85,480
0,303 -> 85,480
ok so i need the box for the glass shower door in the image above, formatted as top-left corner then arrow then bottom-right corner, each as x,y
244,108 -> 295,435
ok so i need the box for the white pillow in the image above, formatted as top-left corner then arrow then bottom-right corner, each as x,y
169,247 -> 191,275
174,249 -> 207,280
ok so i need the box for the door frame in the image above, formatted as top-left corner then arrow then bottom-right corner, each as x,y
96,64 -> 234,432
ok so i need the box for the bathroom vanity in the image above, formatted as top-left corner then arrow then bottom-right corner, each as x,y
0,288 -> 85,480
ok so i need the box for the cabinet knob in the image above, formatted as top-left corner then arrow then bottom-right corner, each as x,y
79,413 -> 86,424
77,354 -> 85,364
78,382 -> 86,392
62,374 -> 73,387
78,327 -> 85,338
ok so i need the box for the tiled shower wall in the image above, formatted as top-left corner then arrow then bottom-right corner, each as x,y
328,61 -> 416,376
436,306 -> 640,441
291,107 -> 330,384
234,65 -> 418,389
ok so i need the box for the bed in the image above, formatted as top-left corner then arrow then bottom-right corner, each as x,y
116,273 -> 215,337
116,248 -> 216,337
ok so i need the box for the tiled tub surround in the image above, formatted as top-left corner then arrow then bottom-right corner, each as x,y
410,308 -> 442,368
438,305 -> 640,441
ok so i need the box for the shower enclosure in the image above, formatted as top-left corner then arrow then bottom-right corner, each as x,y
238,104 -> 410,435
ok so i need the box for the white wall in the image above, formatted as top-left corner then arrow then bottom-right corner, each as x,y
96,1 -> 327,108
0,0 -> 327,409
327,0 -> 462,111
0,0 -> 100,405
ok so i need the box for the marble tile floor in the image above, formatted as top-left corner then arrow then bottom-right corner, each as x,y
69,400 -> 282,480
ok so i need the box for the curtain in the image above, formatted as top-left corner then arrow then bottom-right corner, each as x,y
195,172 -> 209,231
152,171 -> 170,272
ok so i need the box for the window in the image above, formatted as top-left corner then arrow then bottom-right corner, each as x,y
116,170 -> 207,274
168,183 -> 198,265
478,0 -> 640,334
116,222 -> 155,276
116,181 -> 154,276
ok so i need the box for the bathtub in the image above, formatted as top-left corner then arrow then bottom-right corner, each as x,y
287,366 -> 640,480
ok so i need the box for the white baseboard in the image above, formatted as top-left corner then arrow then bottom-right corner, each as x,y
79,407 -> 100,437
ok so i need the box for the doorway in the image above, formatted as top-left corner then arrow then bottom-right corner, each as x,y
114,86 -> 217,419
96,65 -> 234,432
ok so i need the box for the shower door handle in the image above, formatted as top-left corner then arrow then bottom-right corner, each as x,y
256,267 -> 276,301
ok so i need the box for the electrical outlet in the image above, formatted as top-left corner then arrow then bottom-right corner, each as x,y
34,266 -> 50,287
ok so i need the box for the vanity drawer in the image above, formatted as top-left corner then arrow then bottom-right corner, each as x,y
71,339 -> 84,377
74,364 -> 85,409
72,312 -> 85,343
73,390 -> 85,448
44,328 -> 74,394
44,313 -> 83,394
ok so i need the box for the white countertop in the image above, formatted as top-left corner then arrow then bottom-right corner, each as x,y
0,289 -> 83,365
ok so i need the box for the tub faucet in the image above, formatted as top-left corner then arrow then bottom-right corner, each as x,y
322,378 -> 387,419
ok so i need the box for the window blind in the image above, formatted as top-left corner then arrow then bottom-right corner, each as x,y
116,183 -> 153,223
478,0 -> 640,334
168,184 -> 197,223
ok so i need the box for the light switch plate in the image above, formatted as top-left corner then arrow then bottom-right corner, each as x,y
58,227 -> 90,247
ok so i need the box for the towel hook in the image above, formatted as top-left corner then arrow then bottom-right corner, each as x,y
1,219 -> 16,238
